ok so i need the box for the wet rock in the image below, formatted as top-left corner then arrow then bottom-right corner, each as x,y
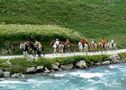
55,62 -> 60,67
102,61 -> 111,65
3,71 -> 10,78
44,68 -> 50,73
11,73 -> 25,78
36,66 -> 44,72
51,69 -> 55,73
94,62 -> 101,66
111,60 -> 121,64
58,68 -> 63,71
61,64 -> 73,70
110,54 -> 120,61
0,69 -> 3,77
76,60 -> 87,69
26,67 -> 36,73
52,64 -> 59,71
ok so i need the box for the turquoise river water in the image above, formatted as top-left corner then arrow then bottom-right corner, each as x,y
1,63 -> 126,90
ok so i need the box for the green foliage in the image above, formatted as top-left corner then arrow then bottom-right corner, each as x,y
0,24 -> 83,41
10,58 -> 34,67
119,53 -> 126,59
35,58 -> 53,70
10,65 -> 26,74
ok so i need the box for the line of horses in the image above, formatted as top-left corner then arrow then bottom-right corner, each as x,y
52,40 -> 117,54
20,39 -> 117,57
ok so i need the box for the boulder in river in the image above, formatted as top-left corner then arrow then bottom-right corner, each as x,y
94,62 -> 101,66
110,54 -> 120,61
0,69 -> 3,77
111,60 -> 121,64
76,60 -> 87,69
52,64 -> 59,71
36,66 -> 44,72
61,64 -> 73,70
3,71 -> 10,78
26,67 -> 36,73
11,73 -> 25,78
102,60 -> 111,65
54,62 -> 60,67
44,68 -> 51,73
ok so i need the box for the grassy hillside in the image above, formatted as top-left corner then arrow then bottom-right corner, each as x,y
0,24 -> 82,41
0,0 -> 126,37
0,0 -> 126,54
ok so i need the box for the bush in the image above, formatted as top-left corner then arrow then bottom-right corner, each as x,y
119,53 -> 126,59
35,58 -> 53,70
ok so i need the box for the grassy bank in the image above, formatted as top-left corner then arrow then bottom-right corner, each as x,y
0,53 -> 126,76
0,55 -> 109,74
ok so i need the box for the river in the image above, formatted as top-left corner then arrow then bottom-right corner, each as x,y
0,63 -> 126,90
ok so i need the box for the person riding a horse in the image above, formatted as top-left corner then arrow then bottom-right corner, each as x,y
100,37 -> 108,48
110,40 -> 114,47
80,38 -> 87,48
34,40 -> 42,57
65,38 -> 70,46
53,38 -> 60,49
91,39 -> 96,47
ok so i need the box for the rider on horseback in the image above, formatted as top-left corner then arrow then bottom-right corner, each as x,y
53,38 -> 60,49
110,40 -> 115,47
65,38 -> 70,46
80,38 -> 85,48
100,37 -> 108,48
35,40 -> 42,57
91,39 -> 96,47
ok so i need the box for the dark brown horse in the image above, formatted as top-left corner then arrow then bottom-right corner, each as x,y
29,42 -> 45,57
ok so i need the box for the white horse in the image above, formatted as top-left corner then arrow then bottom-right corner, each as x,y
53,43 -> 64,54
78,42 -> 88,53
107,42 -> 117,50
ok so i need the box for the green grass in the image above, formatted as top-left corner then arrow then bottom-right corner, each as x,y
0,24 -> 83,41
0,0 -> 126,37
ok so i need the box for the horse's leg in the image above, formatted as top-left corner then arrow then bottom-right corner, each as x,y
43,48 -> 45,56
32,50 -> 36,57
37,49 -> 41,57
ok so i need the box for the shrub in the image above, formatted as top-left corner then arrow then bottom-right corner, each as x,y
35,58 -> 53,70
119,53 -> 126,59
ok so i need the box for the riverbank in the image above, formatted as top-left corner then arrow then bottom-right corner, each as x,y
0,52 -> 126,78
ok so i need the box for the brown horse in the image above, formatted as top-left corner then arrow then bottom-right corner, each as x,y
62,42 -> 74,53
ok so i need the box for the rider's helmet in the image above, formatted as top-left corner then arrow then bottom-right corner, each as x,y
56,38 -> 59,41
111,40 -> 114,43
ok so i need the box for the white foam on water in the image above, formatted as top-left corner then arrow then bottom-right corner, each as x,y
27,78 -> 54,84
79,73 -> 104,79
85,87 -> 97,90
0,80 -> 25,84
109,65 -> 120,69
51,73 -> 66,77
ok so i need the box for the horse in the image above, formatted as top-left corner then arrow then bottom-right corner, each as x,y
89,41 -> 98,52
52,43 -> 64,54
63,42 -> 74,53
78,42 -> 89,53
29,42 -> 45,57
106,42 -> 117,50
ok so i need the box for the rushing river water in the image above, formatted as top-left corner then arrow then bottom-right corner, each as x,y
1,63 -> 126,90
